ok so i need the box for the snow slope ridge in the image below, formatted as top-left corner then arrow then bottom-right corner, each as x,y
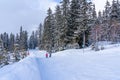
0,52 -> 42,80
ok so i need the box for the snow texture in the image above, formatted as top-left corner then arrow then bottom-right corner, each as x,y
0,44 -> 120,80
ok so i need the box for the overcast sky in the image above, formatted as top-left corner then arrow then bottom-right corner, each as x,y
0,0 -> 112,35
93,0 -> 113,13
0,0 -> 58,35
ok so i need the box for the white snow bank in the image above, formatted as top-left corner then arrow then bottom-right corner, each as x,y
1,45 -> 120,80
39,46 -> 120,80
0,51 -> 42,80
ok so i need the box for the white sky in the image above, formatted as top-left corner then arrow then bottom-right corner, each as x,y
93,0 -> 113,13
0,0 -> 113,35
0,0 -> 57,35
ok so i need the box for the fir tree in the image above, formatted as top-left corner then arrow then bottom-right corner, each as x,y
54,5 -> 63,51
60,0 -> 70,50
9,33 -> 15,52
42,8 -> 55,53
29,31 -> 36,49
19,26 -> 28,51
38,23 -> 43,50
65,0 -> 80,49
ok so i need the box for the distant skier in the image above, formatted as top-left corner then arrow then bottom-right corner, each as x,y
49,53 -> 52,57
46,53 -> 48,58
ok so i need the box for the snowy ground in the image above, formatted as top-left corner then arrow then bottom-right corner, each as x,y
0,45 -> 120,80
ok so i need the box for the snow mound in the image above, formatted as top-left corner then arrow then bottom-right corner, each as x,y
0,51 -> 42,80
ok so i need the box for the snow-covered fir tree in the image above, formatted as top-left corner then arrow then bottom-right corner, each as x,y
54,5 -> 63,51
41,8 -> 55,53
89,0 -> 120,50
19,26 -> 28,51
38,23 -> 43,50
40,0 -> 96,52
9,33 -> 15,52
29,31 -> 38,49
60,0 -> 70,50
65,0 -> 80,49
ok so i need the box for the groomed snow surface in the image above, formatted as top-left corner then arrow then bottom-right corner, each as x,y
0,44 -> 120,80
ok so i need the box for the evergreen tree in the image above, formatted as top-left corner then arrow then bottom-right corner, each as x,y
19,26 -> 23,50
54,5 -> 63,51
101,0 -> 111,41
117,0 -> 120,20
34,30 -> 38,48
29,30 -> 38,49
105,0 -> 111,21
61,0 -> 70,17
23,31 -> 28,50
88,4 -> 97,44
90,0 -> 120,46
29,31 -> 35,49
60,0 -> 70,50
42,8 -> 55,53
40,0 -> 120,52
38,23 -> 43,50
9,33 -> 15,52
110,0 -> 119,42
65,0 -> 80,49
15,33 -> 20,46
19,26 -> 28,51
76,0 -> 92,48
2,32 -> 9,51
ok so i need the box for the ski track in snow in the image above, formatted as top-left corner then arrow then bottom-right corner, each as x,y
0,45 -> 120,80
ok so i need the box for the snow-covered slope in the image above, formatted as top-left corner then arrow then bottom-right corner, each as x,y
0,50 -> 43,80
0,45 -> 120,80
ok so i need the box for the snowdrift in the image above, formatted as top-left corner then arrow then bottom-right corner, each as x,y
0,51 -> 43,80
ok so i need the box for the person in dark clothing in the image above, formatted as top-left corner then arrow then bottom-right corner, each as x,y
49,53 -> 52,57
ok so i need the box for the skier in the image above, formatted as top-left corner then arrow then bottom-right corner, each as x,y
49,53 -> 52,57
46,53 -> 48,58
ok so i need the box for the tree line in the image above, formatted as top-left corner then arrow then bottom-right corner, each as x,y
1,0 -> 120,54
0,26 -> 41,67
0,27 -> 28,52
40,0 -> 96,52
0,25 -> 42,52
39,0 -> 120,52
